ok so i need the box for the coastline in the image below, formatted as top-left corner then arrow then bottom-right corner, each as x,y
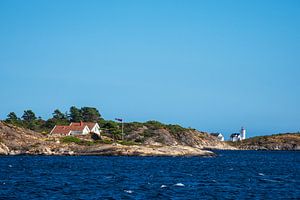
0,144 -> 216,157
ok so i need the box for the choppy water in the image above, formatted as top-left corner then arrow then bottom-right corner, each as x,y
0,151 -> 299,199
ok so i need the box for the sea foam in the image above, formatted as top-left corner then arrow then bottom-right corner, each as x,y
174,183 -> 185,187
124,190 -> 133,194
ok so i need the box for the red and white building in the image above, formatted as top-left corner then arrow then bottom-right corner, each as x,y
50,122 -> 101,136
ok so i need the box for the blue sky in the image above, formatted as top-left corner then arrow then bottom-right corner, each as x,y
0,0 -> 299,138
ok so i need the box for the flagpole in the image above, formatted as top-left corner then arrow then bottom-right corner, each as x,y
115,118 -> 124,141
122,121 -> 124,141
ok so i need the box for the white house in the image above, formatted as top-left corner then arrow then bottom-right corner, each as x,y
70,122 -> 101,136
210,133 -> 225,141
230,127 -> 247,142
50,122 -> 101,136
230,133 -> 241,142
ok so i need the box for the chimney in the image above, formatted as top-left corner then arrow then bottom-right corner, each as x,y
80,121 -> 83,126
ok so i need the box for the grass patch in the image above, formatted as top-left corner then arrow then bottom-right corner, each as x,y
84,141 -> 97,146
41,131 -> 48,136
101,139 -> 113,144
60,136 -> 98,146
61,136 -> 82,144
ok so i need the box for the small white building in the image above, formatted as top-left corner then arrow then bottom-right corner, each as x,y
210,133 -> 225,141
230,133 -> 241,142
230,127 -> 247,142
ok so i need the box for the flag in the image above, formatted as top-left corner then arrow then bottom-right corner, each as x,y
115,118 -> 123,122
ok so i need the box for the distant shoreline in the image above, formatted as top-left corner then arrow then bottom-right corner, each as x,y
226,133 -> 300,151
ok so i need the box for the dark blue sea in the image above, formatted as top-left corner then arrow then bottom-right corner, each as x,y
0,151 -> 299,200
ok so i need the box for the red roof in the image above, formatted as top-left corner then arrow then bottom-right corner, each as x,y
51,124 -> 87,135
50,122 -> 98,135
50,125 -> 72,135
70,122 -> 97,130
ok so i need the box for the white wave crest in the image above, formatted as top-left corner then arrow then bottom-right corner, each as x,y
174,183 -> 185,187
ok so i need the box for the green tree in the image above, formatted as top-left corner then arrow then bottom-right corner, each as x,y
102,120 -> 119,131
52,109 -> 67,120
5,112 -> 20,124
43,118 -> 56,129
20,110 -> 39,131
6,112 -> 18,121
101,120 -> 121,141
41,110 -> 69,132
81,107 -> 101,122
22,110 -> 37,122
69,106 -> 83,122
33,116 -> 46,131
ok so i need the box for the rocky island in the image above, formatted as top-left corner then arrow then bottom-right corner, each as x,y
227,133 -> 300,150
1,106 -> 299,156
0,121 -> 233,156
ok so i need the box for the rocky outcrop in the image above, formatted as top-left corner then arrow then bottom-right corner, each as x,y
124,125 -> 234,150
228,133 -> 300,150
0,121 -> 223,156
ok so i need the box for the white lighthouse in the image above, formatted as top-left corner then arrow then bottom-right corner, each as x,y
240,127 -> 246,140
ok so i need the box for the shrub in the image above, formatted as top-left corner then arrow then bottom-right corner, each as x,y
166,124 -> 185,134
60,136 -> 99,146
60,136 -> 82,144
101,139 -> 113,144
144,120 -> 165,129
91,133 -> 101,140
84,141 -> 96,146
143,129 -> 154,138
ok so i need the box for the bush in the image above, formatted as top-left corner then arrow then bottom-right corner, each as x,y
101,139 -> 113,144
60,136 -> 99,146
143,129 -> 154,138
60,136 -> 83,144
84,141 -> 97,146
144,120 -> 165,129
124,122 -> 143,132
91,133 -> 101,140
166,124 -> 185,134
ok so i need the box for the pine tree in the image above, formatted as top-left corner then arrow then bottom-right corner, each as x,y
69,106 -> 83,122
22,110 -> 37,122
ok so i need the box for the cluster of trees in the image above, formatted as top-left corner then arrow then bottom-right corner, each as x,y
4,106 -> 106,133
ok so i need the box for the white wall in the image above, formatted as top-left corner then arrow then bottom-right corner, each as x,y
91,124 -> 101,135
70,127 -> 90,135
231,135 -> 241,142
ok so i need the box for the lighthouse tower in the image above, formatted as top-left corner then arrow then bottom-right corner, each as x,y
240,127 -> 246,140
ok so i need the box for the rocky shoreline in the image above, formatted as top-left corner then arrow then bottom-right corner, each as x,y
0,143 -> 215,157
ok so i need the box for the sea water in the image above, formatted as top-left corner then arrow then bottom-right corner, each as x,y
0,151 -> 299,199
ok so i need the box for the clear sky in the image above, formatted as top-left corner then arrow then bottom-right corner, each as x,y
0,0 -> 299,138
